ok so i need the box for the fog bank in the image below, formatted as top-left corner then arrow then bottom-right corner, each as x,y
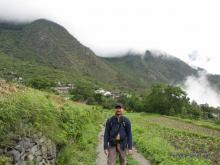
183,72 -> 220,107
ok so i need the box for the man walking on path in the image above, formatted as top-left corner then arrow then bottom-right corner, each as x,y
104,103 -> 133,165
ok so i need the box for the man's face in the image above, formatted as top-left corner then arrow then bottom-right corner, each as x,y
115,106 -> 123,115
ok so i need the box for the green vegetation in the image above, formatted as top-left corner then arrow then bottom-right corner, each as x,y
28,77 -> 55,90
116,156 -> 139,165
0,52 -> 109,91
72,83 -> 220,123
67,81 -> 220,163
0,19 -> 119,90
127,112 -> 220,165
1,18 -> 220,165
1,80 -> 220,165
166,116 -> 220,131
69,83 -> 117,109
0,81 -> 108,164
0,155 -> 11,165
117,84 -> 220,122
1,19 -> 220,92
101,51 -> 198,90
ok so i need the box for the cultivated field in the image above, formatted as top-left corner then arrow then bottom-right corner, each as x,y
126,112 -> 220,165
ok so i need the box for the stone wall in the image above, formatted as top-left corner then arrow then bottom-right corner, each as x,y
0,134 -> 56,165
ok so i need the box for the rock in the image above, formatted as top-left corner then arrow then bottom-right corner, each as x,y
47,139 -> 52,144
27,153 -> 34,161
32,134 -> 38,141
20,149 -> 25,158
30,142 -> 35,148
1,135 -> 56,164
8,149 -> 20,164
37,132 -> 43,137
50,159 -> 56,165
5,162 -> 12,165
0,148 -> 4,154
15,145 -> 25,153
47,146 -> 56,160
39,136 -> 47,144
36,155 -> 42,162
24,138 -> 31,150
38,158 -> 47,165
30,145 -> 38,154
19,160 -> 27,165
35,150 -> 42,156
41,145 -> 47,157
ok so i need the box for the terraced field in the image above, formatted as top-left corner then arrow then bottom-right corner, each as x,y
126,113 -> 220,165
147,116 -> 220,137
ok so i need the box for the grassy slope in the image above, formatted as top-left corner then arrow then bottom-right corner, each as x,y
101,53 -> 198,90
126,112 -> 220,165
0,81 -> 139,165
1,81 -> 220,165
0,52 -> 112,89
0,52 -> 76,82
0,20 -> 118,88
0,80 -> 109,164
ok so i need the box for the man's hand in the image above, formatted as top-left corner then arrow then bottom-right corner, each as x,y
104,149 -> 109,156
127,149 -> 133,155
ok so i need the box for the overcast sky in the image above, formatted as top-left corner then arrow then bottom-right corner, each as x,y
0,0 -> 219,74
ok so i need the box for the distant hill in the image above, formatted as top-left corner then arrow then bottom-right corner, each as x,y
101,51 -> 198,87
0,19 -> 219,92
208,74 -> 220,90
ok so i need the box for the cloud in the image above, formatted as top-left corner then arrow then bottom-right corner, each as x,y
188,50 -> 199,61
0,0 -> 220,74
183,71 -> 220,107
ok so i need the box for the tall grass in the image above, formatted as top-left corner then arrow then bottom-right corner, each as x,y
0,87 -> 108,164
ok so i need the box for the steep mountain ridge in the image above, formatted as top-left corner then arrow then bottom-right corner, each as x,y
0,19 -> 219,92
101,50 -> 198,88
0,19 -> 117,82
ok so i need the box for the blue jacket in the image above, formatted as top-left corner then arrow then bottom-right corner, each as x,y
104,115 -> 132,150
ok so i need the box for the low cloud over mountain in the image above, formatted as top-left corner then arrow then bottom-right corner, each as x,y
183,71 -> 220,107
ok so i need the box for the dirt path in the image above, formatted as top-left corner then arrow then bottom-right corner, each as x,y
96,125 -> 151,165
96,125 -> 108,165
131,148 -> 151,165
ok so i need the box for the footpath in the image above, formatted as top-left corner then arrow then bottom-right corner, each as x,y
96,125 -> 151,165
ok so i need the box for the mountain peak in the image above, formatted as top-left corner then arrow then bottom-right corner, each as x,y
0,18 -> 117,83
0,18 -> 219,92
30,19 -> 64,28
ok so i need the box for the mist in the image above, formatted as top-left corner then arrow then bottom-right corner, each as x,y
1,0 -> 220,74
183,71 -> 220,107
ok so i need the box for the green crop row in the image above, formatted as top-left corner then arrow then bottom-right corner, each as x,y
126,112 -> 220,165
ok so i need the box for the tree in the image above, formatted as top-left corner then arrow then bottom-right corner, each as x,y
143,84 -> 190,115
69,84 -> 94,102
27,77 -> 55,90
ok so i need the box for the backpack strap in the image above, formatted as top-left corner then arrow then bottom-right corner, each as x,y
121,116 -> 129,135
109,116 -> 127,132
108,116 -> 114,129
122,116 -> 126,128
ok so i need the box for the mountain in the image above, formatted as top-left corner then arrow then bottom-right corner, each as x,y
0,19 -> 219,92
101,51 -> 198,87
0,19 -> 117,84
208,74 -> 220,90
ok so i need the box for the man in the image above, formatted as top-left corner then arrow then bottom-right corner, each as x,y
104,103 -> 133,165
